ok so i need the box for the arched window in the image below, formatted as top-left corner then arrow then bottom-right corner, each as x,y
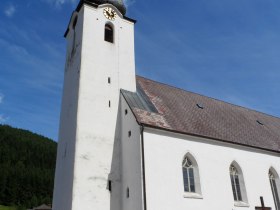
269,168 -> 280,210
104,24 -> 114,43
182,153 -> 202,196
229,163 -> 248,205
230,165 -> 242,201
182,156 -> 195,192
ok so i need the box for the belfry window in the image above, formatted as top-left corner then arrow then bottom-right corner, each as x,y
269,169 -> 280,210
105,24 -> 114,43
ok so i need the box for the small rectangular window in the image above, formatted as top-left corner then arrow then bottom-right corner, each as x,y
108,77 -> 111,84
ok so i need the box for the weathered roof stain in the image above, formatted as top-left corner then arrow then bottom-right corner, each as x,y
121,76 -> 280,153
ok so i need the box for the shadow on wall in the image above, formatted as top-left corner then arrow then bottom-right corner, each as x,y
108,95 -> 122,210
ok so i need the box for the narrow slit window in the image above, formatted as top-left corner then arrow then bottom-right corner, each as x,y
109,100 -> 111,107
71,16 -> 78,55
72,16 -> 78,30
63,143 -> 68,158
126,187 -> 130,198
108,180 -> 112,192
108,77 -> 111,84
105,24 -> 114,43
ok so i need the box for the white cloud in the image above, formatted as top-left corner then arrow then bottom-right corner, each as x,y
0,93 -> 3,104
41,0 -> 78,7
4,4 -> 16,17
43,0 -> 132,8
0,115 -> 8,124
0,94 -> 7,124
124,0 -> 135,7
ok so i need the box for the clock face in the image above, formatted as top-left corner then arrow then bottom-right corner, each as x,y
103,7 -> 117,21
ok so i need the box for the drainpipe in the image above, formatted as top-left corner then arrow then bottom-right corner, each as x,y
140,125 -> 147,210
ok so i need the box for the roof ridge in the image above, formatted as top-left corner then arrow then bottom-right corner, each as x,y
136,75 -> 280,121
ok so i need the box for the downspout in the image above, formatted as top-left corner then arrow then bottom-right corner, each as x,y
140,125 -> 147,210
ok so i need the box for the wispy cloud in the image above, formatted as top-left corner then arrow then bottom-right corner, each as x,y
0,93 -> 4,104
0,115 -> 8,124
124,0 -> 135,7
0,93 -> 8,124
41,0 -> 133,8
4,4 -> 16,17
0,37 -> 63,93
41,0 -> 78,7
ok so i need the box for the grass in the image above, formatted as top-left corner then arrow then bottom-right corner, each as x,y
0,205 -> 17,210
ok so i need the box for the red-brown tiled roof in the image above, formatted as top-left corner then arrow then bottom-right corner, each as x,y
122,76 -> 280,153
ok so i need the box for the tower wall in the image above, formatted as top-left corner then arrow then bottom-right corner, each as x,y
52,9 -> 83,210
53,3 -> 136,210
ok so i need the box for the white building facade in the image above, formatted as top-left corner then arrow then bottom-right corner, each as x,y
52,1 -> 280,210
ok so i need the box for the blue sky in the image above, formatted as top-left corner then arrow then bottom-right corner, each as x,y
0,0 -> 280,140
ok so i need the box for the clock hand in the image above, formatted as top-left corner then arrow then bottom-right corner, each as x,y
106,11 -> 111,17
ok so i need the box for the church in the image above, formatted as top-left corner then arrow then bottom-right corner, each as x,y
52,0 -> 280,210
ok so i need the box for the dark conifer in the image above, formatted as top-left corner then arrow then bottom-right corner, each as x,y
0,125 -> 57,208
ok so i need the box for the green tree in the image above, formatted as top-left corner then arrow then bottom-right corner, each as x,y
0,125 -> 57,208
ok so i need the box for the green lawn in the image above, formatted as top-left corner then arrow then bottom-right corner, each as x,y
0,205 -> 17,210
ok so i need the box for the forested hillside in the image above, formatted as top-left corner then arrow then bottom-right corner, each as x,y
0,125 -> 57,209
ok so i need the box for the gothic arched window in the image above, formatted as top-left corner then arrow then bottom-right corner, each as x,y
229,163 -> 248,205
230,165 -> 242,201
182,153 -> 202,196
105,24 -> 114,43
269,168 -> 280,210
182,156 -> 195,192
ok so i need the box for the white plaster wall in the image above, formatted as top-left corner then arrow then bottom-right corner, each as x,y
52,11 -> 83,210
120,95 -> 144,210
53,3 -> 137,210
143,128 -> 280,210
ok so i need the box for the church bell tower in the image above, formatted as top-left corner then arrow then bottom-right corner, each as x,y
52,0 -> 136,209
